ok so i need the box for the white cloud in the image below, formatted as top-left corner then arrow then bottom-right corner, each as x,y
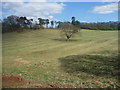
49,16 -> 53,19
0,3 -> 2,18
48,16 -> 59,21
2,2 -> 65,21
2,0 -> 66,2
93,3 -> 118,14
2,0 -> 47,2
2,0 -> 119,2
0,11 -> 2,19
101,0 -> 119,2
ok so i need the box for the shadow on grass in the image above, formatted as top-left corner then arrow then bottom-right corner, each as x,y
53,38 -> 78,42
59,54 -> 119,78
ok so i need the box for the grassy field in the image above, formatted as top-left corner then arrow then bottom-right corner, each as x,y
2,29 -> 119,88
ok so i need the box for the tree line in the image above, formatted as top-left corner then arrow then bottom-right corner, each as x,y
1,15 -> 119,33
1,15 -> 57,33
80,21 -> 118,30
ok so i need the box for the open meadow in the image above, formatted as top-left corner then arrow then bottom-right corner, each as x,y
2,29 -> 119,88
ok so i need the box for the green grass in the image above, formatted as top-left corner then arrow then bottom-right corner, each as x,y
2,29 -> 119,88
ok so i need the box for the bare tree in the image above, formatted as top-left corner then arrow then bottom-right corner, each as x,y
59,22 -> 79,41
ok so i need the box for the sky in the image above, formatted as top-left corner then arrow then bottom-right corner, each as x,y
1,1 -> 118,23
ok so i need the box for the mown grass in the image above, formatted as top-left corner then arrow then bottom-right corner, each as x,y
2,29 -> 119,88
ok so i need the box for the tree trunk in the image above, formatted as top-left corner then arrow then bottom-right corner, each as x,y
66,35 -> 70,41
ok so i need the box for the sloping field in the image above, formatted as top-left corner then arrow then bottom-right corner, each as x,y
2,29 -> 119,88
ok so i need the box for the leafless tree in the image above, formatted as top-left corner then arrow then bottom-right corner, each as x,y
59,22 -> 80,41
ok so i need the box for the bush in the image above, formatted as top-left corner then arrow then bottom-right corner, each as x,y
2,23 -> 21,33
101,27 -> 117,30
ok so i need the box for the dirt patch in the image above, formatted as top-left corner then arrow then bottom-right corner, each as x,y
15,58 -> 30,64
2,74 -> 32,88
18,60 -> 30,64
2,74 -> 69,88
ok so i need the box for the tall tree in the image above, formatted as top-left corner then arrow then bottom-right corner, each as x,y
51,21 -> 54,28
26,19 -> 33,28
42,19 -> 46,27
18,16 -> 28,27
45,19 -> 49,28
38,18 -> 44,26
2,15 -> 21,32
71,16 -> 76,25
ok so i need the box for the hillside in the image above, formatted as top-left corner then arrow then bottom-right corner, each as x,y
2,29 -> 119,88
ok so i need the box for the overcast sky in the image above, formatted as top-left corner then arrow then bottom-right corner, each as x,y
1,1 -> 118,22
